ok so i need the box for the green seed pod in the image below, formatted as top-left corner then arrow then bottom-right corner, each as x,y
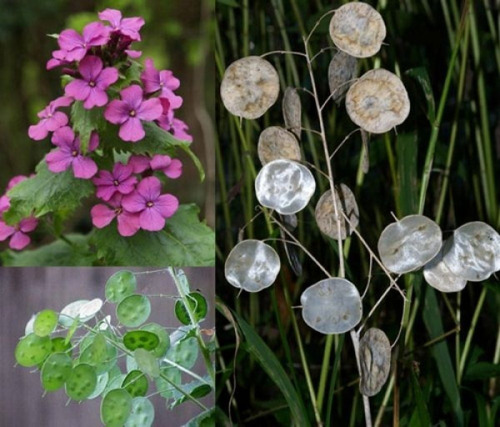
34,309 -> 58,337
124,397 -> 155,427
123,331 -> 160,351
116,294 -> 151,328
122,370 -> 149,397
134,348 -> 160,379
15,333 -> 52,367
105,271 -> 137,303
41,352 -> 72,391
65,364 -> 98,400
100,388 -> 133,427
174,292 -> 208,325
141,323 -> 170,358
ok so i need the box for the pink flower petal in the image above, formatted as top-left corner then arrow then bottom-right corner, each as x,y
84,88 -> 108,109
19,217 -> 38,233
0,221 -> 15,241
9,231 -> 30,250
104,100 -> 130,124
159,70 -> 180,91
164,159 -> 183,179
72,156 -> 98,179
117,211 -> 141,236
125,49 -> 142,59
122,191 -> 146,213
7,175 -> 28,190
141,58 -> 160,93
91,204 -> 116,228
0,195 -> 10,213
96,67 -> 119,89
120,17 -> 145,40
161,89 -> 183,109
50,96 -> 74,109
79,55 -> 103,81
88,132 -> 100,152
137,98 -> 163,121
171,118 -> 193,142
119,117 -> 145,142
51,126 -> 75,147
155,194 -> 179,218
28,122 -> 49,141
127,155 -> 150,173
150,155 -> 172,171
65,79 -> 91,102
98,9 -> 122,28
95,185 -> 118,202
137,176 -> 161,201
120,85 -> 143,110
58,29 -> 83,52
139,207 -> 165,231
117,177 -> 137,195
113,163 -> 133,180
45,112 -> 69,132
46,149 -> 73,173
93,170 -> 114,186
83,22 -> 110,46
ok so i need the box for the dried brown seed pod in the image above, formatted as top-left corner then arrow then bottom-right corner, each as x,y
300,278 -> 362,334
224,240 -> 281,292
359,328 -> 391,397
328,50 -> 358,104
378,215 -> 442,274
329,2 -> 386,58
315,184 -> 359,240
220,56 -> 280,119
283,87 -> 302,138
257,126 -> 301,165
442,221 -> 500,282
346,68 -> 410,134
423,241 -> 468,292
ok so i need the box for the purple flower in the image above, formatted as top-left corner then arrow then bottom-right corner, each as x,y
65,56 -> 118,109
141,59 -> 183,109
46,126 -> 99,179
98,9 -> 145,41
127,155 -> 151,174
46,50 -> 69,70
122,176 -> 178,231
104,85 -> 163,142
28,96 -> 74,141
125,49 -> 142,59
58,22 -> 110,62
0,217 -> 38,250
93,163 -> 137,201
156,98 -> 193,142
170,118 -> 193,142
0,196 -> 9,214
91,194 -> 140,237
150,155 -> 183,179
6,175 -> 29,191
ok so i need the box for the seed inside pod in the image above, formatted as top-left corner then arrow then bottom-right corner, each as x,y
378,215 -> 442,274
442,221 -> 500,282
329,2 -> 386,58
423,240 -> 468,292
346,68 -> 410,134
359,328 -> 391,397
283,87 -> 302,138
315,184 -> 359,240
220,56 -> 280,119
257,126 -> 302,165
225,240 -> 281,292
300,277 -> 362,334
255,159 -> 316,215
328,50 -> 358,104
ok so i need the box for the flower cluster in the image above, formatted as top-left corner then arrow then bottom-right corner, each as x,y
0,176 -> 38,250
1,9 -> 192,249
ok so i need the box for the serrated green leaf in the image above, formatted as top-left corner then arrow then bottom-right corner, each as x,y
91,204 -> 214,266
115,61 -> 142,90
71,101 -> 105,153
3,161 -> 94,225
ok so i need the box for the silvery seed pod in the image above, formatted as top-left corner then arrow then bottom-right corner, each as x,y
257,126 -> 301,166
359,328 -> 391,397
328,50 -> 358,104
283,87 -> 302,139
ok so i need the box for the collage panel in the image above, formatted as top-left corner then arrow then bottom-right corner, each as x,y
0,267 -> 215,426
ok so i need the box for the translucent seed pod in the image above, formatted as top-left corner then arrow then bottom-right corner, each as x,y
255,159 -> 316,215
423,240 -> 468,292
315,184 -> 359,240
225,240 -> 281,292
257,126 -> 302,166
328,50 -> 358,104
283,87 -> 302,138
329,2 -> 386,58
442,221 -> 500,281
300,278 -> 362,334
220,56 -> 280,119
378,215 -> 442,274
359,328 -> 391,396
346,69 -> 410,134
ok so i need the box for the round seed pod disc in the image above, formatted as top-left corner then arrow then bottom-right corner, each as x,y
328,50 -> 358,104
225,239 -> 281,292
65,364 -> 98,400
315,184 -> 359,240
116,295 -> 151,328
346,69 -> 410,134
79,298 -> 103,319
141,323 -> 170,358
423,241 -> 468,292
359,328 -> 391,397
100,388 -> 133,426
283,87 -> 302,138
59,299 -> 90,327
329,2 -> 386,58
34,309 -> 58,337
41,352 -> 73,392
124,397 -> 155,427
220,56 -> 280,119
255,159 -> 316,215
442,221 -> 500,282
166,336 -> 199,370
123,331 -> 160,352
15,333 -> 52,367
378,215 -> 442,274
105,270 -> 137,303
300,278 -> 362,334
122,370 -> 149,398
88,372 -> 109,399
257,126 -> 301,166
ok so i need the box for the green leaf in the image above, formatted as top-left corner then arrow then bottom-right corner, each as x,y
141,323 -> 170,358
409,367 -> 431,427
169,377 -> 212,408
464,362 -> 500,381
175,292 -> 208,325
115,61 -> 142,90
406,67 -> 436,123
1,234 -> 94,266
3,161 -> 94,225
91,204 -> 215,266
71,101 -> 105,153
183,408 -> 215,427
231,311 -> 311,427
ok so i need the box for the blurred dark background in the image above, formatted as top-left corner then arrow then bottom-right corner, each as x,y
0,267 -> 215,427
0,0 -> 215,231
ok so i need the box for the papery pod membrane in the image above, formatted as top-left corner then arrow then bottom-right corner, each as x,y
100,388 -> 133,427
328,50 -> 358,104
423,240 -> 468,292
329,2 -> 386,58
59,300 -> 90,327
220,56 -> 280,119
282,87 -> 302,138
116,294 -> 151,327
257,126 -> 301,166
378,215 -> 442,274
134,348 -> 160,378
255,159 -> 316,215
442,221 -> 500,281
300,278 -> 362,334
105,271 -> 137,303
165,336 -> 199,370
280,213 -> 303,276
359,328 -> 391,396
346,69 -> 410,134
88,372 -> 110,399
78,298 -> 103,319
315,184 -> 359,240
224,239 -> 281,292
124,397 -> 155,427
